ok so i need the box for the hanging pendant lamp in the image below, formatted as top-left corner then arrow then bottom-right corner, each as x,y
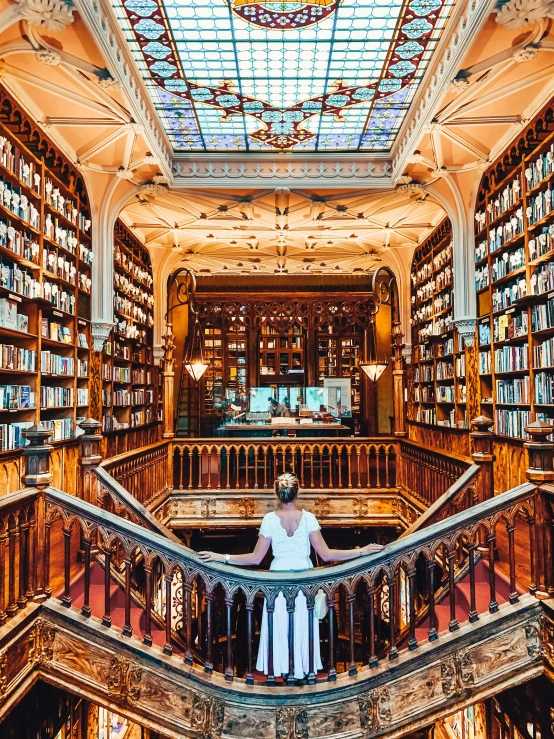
359,313 -> 388,382
183,316 -> 209,382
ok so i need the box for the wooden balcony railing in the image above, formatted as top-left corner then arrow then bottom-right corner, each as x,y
100,440 -> 171,506
171,438 -> 398,492
0,477 -> 542,688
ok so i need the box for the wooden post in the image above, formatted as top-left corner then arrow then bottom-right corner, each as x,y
524,420 -> 554,598
392,320 -> 407,437
22,424 -> 52,602
78,418 -> 103,504
470,415 -> 495,502
162,324 -> 176,439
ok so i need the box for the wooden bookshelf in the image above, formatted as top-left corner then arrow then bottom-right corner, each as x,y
0,86 -> 92,451
409,218 -> 467,429
101,220 -> 157,434
473,98 -> 554,439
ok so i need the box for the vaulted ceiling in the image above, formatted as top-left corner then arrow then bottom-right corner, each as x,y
121,185 -> 445,274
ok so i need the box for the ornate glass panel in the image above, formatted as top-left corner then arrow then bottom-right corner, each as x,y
113,0 -> 456,152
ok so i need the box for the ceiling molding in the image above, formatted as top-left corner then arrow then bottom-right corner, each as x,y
172,157 -> 393,189
73,0 -> 173,179
392,0 -> 497,178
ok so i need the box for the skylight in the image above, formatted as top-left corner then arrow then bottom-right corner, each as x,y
113,0 -> 455,152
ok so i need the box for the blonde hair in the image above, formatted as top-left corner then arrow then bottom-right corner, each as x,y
275,473 -> 299,504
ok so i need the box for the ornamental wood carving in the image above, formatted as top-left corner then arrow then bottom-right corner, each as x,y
191,694 -> 225,739
106,656 -> 143,704
440,650 -> 475,698
237,497 -> 255,519
276,706 -> 309,739
358,687 -> 392,736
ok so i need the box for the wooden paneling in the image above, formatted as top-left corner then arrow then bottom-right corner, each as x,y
408,422 -> 471,456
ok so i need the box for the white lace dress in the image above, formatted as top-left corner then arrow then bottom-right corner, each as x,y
256,509 -> 323,679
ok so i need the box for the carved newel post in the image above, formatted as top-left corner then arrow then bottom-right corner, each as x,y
22,424 -> 53,489
22,424 -> 53,601
524,421 -> 554,598
78,418 -> 103,505
470,415 -> 495,502
162,324 -> 176,439
392,320 -> 407,437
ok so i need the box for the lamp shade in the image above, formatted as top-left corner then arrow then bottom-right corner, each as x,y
360,360 -> 388,382
184,360 -> 209,382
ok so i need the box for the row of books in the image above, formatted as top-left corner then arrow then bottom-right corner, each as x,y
532,298 -> 554,332
0,344 -> 36,371
0,179 -> 40,230
112,389 -> 154,406
527,186 -> 553,226
0,220 -> 40,262
0,384 -> 34,409
493,311 -> 528,341
0,135 -> 41,194
488,211 -> 524,252
491,246 -> 525,283
112,365 -> 131,383
456,355 -> 466,377
534,372 -> 554,404
436,361 -> 454,380
436,385 -> 455,403
44,178 -> 89,231
491,277 -> 526,312
496,377 -> 530,404
534,336 -> 554,368
525,143 -> 554,190
40,386 -> 73,408
495,408 -> 530,438
40,351 -> 74,376
479,350 -> 492,374
41,318 -> 72,343
487,178 -> 521,222
494,344 -> 529,373
532,262 -> 554,295
414,366 -> 433,382
43,281 -> 75,314
0,260 -> 40,298
528,226 -> 554,261
0,421 -> 33,450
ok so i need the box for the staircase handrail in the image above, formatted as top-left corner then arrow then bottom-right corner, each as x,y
93,466 -> 181,544
399,464 -> 481,538
43,479 -> 537,589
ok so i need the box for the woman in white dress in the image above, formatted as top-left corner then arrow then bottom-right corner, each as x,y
199,473 -> 383,682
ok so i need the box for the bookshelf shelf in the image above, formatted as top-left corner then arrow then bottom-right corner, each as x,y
474,98 -> 554,439
409,218 -> 466,430
101,220 -> 157,434
0,86 -> 92,450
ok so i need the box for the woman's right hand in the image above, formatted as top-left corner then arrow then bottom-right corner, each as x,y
198,551 -> 223,562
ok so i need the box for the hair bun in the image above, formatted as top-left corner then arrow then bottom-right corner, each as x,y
275,473 -> 299,504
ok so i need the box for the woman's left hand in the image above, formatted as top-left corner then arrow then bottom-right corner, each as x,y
362,543 -> 385,555
198,551 -> 223,562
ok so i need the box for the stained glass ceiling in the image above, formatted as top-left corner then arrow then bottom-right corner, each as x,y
113,0 -> 455,152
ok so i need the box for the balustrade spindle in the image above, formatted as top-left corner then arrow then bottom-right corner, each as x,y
368,588 -> 378,667
388,576 -> 398,660
82,537 -> 92,617
347,593 -> 357,676
267,602 -> 275,686
27,514 -> 36,599
182,582 -> 192,665
488,531 -> 499,613
307,595 -> 316,685
0,532 -> 6,624
122,556 -> 133,636
44,523 -> 52,598
529,514 -> 538,596
447,551 -> 458,631
327,594 -> 337,681
507,524 -> 519,604
246,602 -> 254,685
225,596 -> 233,682
103,546 -> 112,627
143,565 -> 153,646
164,575 -> 173,655
407,567 -> 418,650
61,528 -> 72,608
18,520 -> 28,607
287,596 -> 295,687
178,450 -> 184,490
468,545 -> 478,623
205,592 -> 213,674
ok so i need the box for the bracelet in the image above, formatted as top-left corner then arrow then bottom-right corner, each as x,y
224,553 -> 231,564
